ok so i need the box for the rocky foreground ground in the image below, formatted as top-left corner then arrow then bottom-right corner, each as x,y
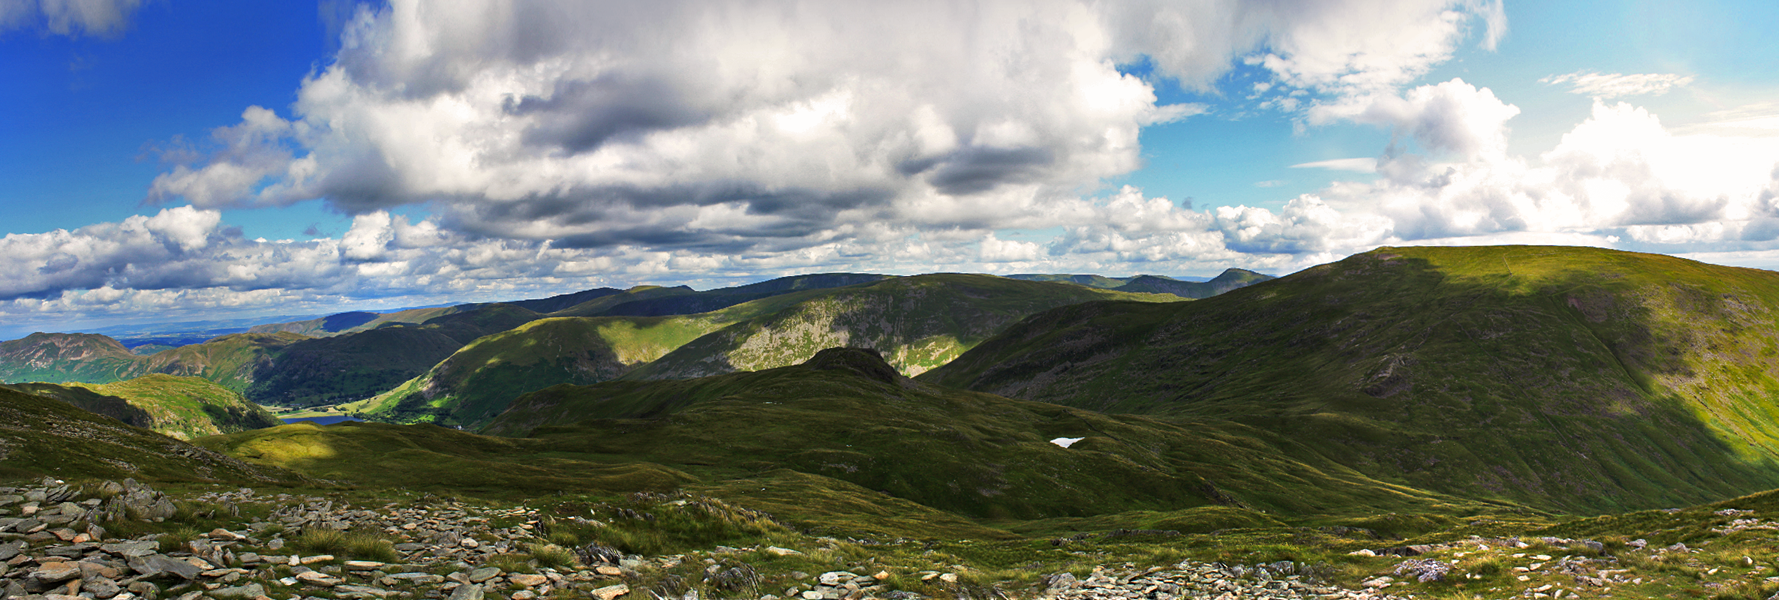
5,477 -> 1777,600
0,477 -> 1418,600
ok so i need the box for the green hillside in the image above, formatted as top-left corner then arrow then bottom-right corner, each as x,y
0,332 -> 141,383
6,374 -> 280,439
1003,268 -> 1275,298
0,385 -> 304,484
482,348 -> 1505,521
923,245 -> 1779,514
135,332 -> 309,392
351,275 -> 1171,430
1114,268 -> 1275,298
626,274 -> 1184,381
243,327 -> 467,406
347,315 -> 729,426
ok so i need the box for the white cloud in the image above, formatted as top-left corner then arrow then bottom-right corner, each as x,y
1292,158 -> 1379,173
1311,78 -> 1520,159
0,0 -> 144,37
1309,94 -> 1779,245
149,0 -> 1503,257
979,234 -> 1042,263
1542,71 -> 1695,99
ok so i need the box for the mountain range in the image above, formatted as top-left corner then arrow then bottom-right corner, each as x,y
14,245 -> 1779,599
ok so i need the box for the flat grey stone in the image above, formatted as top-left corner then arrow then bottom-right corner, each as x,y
448,583 -> 484,600
211,583 -> 267,600
129,554 -> 203,580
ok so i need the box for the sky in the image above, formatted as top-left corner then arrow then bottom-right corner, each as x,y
3,0 -> 1779,339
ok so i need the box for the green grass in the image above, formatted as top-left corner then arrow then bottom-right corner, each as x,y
486,348 -> 1510,523
0,386 -> 308,485
922,245 -> 1779,514
358,274 -> 1184,430
14,374 -> 282,439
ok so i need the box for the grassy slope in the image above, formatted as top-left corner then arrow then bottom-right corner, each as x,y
355,275 -> 1168,429
0,332 -> 142,383
348,315 -> 728,426
485,349 -> 1508,522
1115,268 -> 1276,298
8,374 -> 280,439
245,326 -> 468,406
923,245 -> 1779,514
196,420 -> 692,495
627,274 -> 1184,381
0,385 -> 305,484
134,332 -> 311,392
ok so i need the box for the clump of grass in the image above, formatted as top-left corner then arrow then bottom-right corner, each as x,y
346,533 -> 399,562
159,526 -> 201,553
529,543 -> 576,569
1464,556 -> 1505,576
292,529 -> 349,556
486,554 -> 537,574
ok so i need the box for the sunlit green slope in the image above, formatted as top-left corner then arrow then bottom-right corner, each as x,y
923,245 -> 1779,513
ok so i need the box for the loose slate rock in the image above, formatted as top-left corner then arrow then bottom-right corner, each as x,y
592,583 -> 630,600
129,555 -> 203,580
29,561 -> 83,584
101,540 -> 158,558
448,583 -> 485,600
209,583 -> 266,599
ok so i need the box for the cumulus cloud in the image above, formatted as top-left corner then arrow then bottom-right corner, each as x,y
1310,94 -> 1779,245
0,0 -> 145,38
148,0 -> 1504,256
1542,71 -> 1695,98
1311,78 -> 1520,159
1292,158 -> 1379,173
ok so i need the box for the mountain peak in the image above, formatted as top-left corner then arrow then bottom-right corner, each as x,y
803,347 -> 900,385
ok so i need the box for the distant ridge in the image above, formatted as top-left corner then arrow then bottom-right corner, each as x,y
1005,268 -> 1274,299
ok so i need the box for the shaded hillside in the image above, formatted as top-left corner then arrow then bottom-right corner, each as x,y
243,327 -> 467,406
1004,274 -> 1132,289
9,374 -> 279,439
1004,269 -> 1275,298
924,245 -> 1779,514
135,332 -> 308,392
246,311 -> 380,336
1114,268 -> 1275,298
595,274 -> 894,317
0,385 -> 305,484
483,348 -> 1505,521
627,274 -> 1183,381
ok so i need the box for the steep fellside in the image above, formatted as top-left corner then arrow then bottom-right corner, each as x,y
924,245 -> 1779,514
5,374 -> 279,439
626,274 -> 1184,381
351,315 -> 730,426
0,385 -> 306,484
486,348 -> 1507,521
135,332 -> 309,392
243,327 -> 469,406
0,333 -> 141,383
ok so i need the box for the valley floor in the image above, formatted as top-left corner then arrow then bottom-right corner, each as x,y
7,477 -> 1779,600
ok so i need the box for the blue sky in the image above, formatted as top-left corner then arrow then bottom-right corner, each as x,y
3,0 -> 1779,338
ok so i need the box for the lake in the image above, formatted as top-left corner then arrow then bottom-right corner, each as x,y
280,415 -> 364,425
